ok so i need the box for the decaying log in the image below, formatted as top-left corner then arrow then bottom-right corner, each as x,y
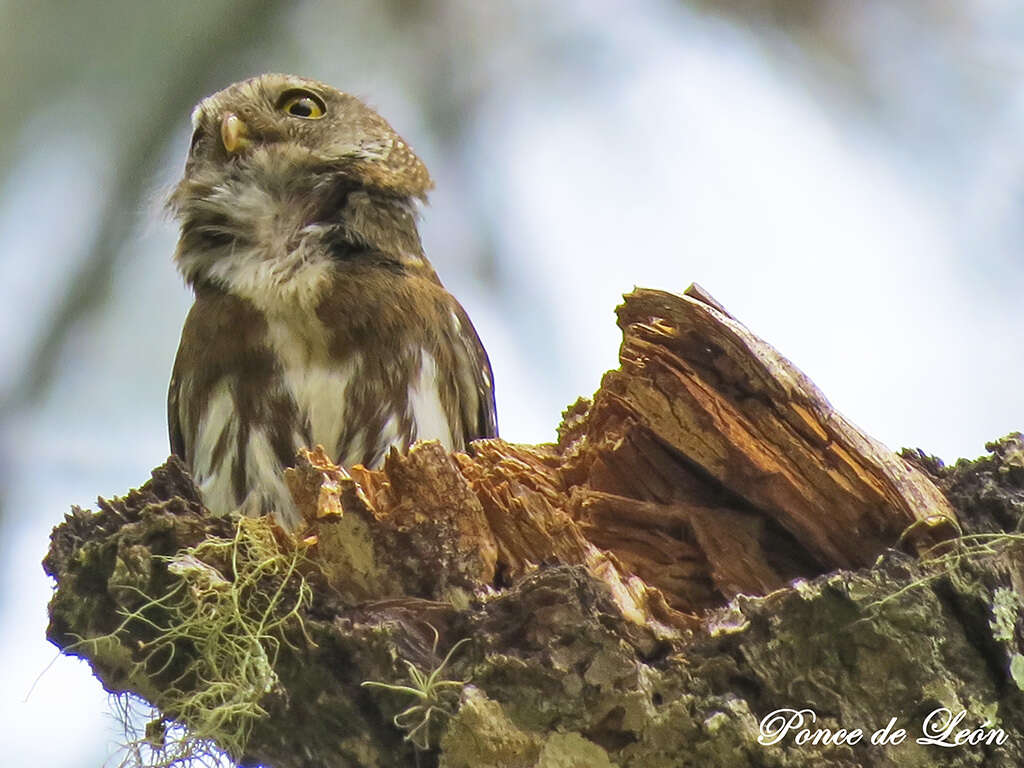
44,286 -> 1023,768
583,286 -> 956,599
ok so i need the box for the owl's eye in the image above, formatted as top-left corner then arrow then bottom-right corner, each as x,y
278,90 -> 326,120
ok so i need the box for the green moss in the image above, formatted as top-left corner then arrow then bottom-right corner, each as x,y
71,515 -> 313,767
1010,654 -> 1024,692
990,587 -> 1022,644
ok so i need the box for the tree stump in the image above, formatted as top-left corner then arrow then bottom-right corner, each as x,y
44,286 -> 1024,768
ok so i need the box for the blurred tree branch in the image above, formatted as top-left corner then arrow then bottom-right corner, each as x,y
0,0 -> 283,420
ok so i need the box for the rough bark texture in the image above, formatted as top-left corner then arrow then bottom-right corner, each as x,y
44,286 -> 1024,767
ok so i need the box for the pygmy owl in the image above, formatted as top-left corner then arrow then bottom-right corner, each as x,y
167,74 -> 497,530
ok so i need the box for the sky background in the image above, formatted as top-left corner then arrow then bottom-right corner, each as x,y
2,1 -> 1023,765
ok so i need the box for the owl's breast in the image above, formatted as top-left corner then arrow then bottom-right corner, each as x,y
263,310 -> 343,438
172,282 -> 463,530
259,296 -> 458,470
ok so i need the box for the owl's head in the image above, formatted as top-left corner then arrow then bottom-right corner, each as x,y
169,74 -> 436,300
173,74 -> 432,206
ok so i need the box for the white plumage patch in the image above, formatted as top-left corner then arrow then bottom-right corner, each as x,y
266,311 -> 359,459
190,380 -> 307,530
408,350 -> 453,448
239,428 -> 299,528
377,413 -> 401,449
296,362 -> 354,451
191,380 -> 238,517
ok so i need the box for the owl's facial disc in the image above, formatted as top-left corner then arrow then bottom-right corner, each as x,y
220,113 -> 251,154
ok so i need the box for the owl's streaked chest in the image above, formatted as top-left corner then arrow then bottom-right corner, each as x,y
265,302 -> 455,457
173,287 -> 458,530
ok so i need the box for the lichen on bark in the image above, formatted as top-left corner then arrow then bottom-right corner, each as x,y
43,286 -> 1024,767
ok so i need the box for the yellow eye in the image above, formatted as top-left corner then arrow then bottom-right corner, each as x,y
279,90 -> 326,119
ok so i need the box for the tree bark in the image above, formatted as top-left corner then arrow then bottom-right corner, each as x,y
44,286 -> 1024,767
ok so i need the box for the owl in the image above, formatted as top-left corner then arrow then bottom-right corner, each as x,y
167,74 -> 497,531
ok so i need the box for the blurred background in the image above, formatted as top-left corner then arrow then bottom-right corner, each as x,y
2,0 -> 1023,764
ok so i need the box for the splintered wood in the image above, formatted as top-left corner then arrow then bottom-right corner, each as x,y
288,285 -> 957,634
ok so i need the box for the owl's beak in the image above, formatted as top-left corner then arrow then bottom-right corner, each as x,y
220,113 -> 252,154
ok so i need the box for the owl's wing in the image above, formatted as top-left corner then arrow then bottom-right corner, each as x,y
168,366 -> 187,461
450,301 -> 498,444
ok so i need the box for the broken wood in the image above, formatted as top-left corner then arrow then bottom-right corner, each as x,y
45,285 -> 1008,768
277,284 -> 957,624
